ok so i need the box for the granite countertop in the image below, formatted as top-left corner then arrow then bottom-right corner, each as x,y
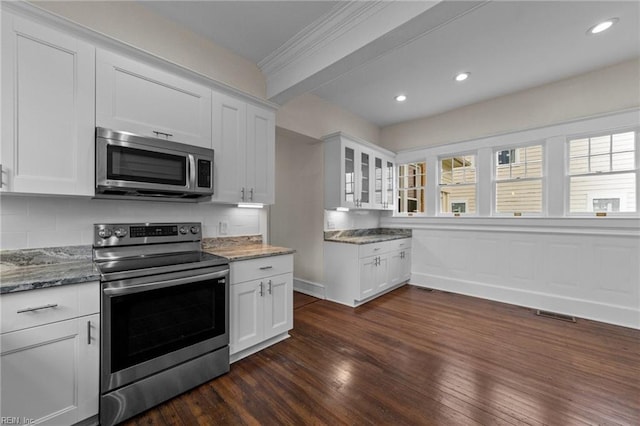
1,236 -> 294,294
0,246 -> 99,294
324,228 -> 412,245
202,235 -> 295,261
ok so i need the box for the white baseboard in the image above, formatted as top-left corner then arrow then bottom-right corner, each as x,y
230,333 -> 290,363
293,277 -> 325,299
411,272 -> 639,330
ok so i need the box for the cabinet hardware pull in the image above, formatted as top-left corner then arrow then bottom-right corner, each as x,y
249,188 -> 254,201
0,163 -> 3,188
17,303 -> 58,314
87,321 -> 92,345
152,131 -> 173,139
259,282 -> 264,297
374,248 -> 380,251
268,280 -> 272,294
259,266 -> 273,270
241,187 -> 245,201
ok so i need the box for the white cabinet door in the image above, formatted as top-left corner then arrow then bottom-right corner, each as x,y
230,280 -> 263,354
389,250 -> 404,286
1,13 -> 95,196
376,255 -> 390,293
96,49 -> 212,148
400,249 -> 412,283
0,314 -> 99,425
211,94 -> 275,204
246,104 -> 275,204
264,273 -> 293,339
359,256 -> 378,300
212,92 -> 246,202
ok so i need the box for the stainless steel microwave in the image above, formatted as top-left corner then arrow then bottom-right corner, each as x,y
95,128 -> 214,201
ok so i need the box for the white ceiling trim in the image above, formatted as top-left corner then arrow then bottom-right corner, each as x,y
263,0 -> 439,103
258,1 -> 388,76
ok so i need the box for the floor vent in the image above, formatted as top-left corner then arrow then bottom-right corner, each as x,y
417,287 -> 434,292
536,310 -> 576,323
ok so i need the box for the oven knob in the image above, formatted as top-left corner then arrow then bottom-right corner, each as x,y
190,226 -> 200,234
114,227 -> 128,238
98,228 -> 112,239
179,226 -> 189,235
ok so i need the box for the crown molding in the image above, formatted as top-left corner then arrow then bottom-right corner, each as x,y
258,1 -> 391,76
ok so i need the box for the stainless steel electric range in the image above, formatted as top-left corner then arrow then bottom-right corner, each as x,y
93,222 -> 229,426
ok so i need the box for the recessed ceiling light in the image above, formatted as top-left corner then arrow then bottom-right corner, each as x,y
395,94 -> 407,102
588,18 -> 619,35
455,72 -> 470,82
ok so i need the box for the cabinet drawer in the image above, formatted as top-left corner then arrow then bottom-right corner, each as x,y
359,242 -> 387,259
1,282 -> 100,334
358,238 -> 411,258
230,255 -> 293,284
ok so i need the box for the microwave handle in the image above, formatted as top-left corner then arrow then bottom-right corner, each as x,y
188,154 -> 196,189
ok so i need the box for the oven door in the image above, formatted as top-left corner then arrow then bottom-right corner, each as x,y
101,265 -> 229,393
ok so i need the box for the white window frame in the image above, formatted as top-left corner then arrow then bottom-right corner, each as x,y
492,142 -> 545,217
396,161 -> 427,216
438,152 -> 478,216
566,128 -> 639,217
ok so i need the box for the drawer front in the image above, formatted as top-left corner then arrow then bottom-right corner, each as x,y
1,282 -> 100,334
358,238 -> 411,258
230,255 -> 293,284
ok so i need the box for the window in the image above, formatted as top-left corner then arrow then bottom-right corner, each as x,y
397,162 -> 426,214
568,131 -> 636,213
495,144 -> 543,214
440,155 -> 476,214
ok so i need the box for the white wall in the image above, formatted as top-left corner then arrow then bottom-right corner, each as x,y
381,58 -> 640,151
31,0 -> 266,99
270,128 -> 324,287
0,195 -> 266,250
406,225 -> 639,329
276,93 -> 381,145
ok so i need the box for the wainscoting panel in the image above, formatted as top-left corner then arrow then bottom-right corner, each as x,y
409,228 -> 639,329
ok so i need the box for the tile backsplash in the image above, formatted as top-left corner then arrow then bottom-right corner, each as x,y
0,195 -> 266,249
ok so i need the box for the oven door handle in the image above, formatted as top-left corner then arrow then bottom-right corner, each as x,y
103,269 -> 228,296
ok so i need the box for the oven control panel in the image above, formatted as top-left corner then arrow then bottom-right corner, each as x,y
94,222 -> 201,246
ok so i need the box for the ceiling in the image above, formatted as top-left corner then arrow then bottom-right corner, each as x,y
141,1 -> 640,128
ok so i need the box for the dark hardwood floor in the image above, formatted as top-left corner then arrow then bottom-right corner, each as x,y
125,286 -> 640,425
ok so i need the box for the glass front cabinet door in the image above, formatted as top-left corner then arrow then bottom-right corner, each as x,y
324,133 -> 396,210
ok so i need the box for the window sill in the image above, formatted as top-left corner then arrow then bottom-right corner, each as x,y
381,215 -> 640,237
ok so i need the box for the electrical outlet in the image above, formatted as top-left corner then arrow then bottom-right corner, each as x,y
327,221 -> 335,230
219,221 -> 229,235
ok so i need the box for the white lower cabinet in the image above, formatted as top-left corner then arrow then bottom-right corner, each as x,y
324,238 -> 411,307
0,283 -> 100,425
230,255 -> 293,361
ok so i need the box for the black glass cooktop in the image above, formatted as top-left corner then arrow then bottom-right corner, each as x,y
95,251 -> 228,281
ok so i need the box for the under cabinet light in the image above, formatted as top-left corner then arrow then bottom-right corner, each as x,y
394,94 -> 407,102
336,207 -> 349,212
237,203 -> 264,209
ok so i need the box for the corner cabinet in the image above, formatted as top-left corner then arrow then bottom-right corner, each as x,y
323,132 -> 396,211
96,49 -> 213,149
324,238 -> 411,307
212,92 -> 276,204
0,282 -> 100,425
229,254 -> 293,362
1,12 -> 95,196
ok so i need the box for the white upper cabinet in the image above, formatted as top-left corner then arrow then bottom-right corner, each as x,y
212,92 -> 275,204
96,49 -> 212,149
324,132 -> 396,210
1,13 -> 95,196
